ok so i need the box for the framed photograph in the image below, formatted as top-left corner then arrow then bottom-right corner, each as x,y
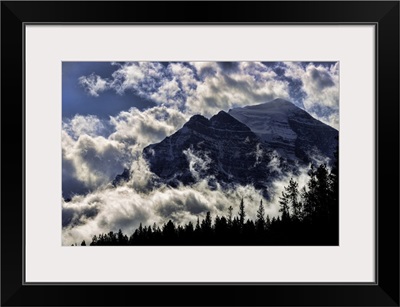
1,1 -> 399,306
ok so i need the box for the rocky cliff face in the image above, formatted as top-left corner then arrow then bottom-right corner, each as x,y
116,99 -> 338,195
143,111 -> 278,192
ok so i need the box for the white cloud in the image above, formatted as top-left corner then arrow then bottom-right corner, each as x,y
284,62 -> 339,129
62,107 -> 188,198
62,157 -> 319,246
62,176 -> 281,245
78,73 -> 109,97
77,62 -> 338,129
63,61 -> 338,244
111,62 -> 165,97
186,62 -> 290,117
183,148 -> 212,181
108,106 -> 188,150
78,62 -> 291,118
62,131 -> 128,197
63,115 -> 107,139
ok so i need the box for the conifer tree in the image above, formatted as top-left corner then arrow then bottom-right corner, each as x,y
185,221 -> 194,233
90,235 -> 97,246
195,217 -> 201,232
227,206 -> 233,226
201,211 -> 213,233
266,214 -> 271,230
238,198 -> 246,226
256,200 -> 266,231
328,140 -> 339,225
279,189 -> 290,221
287,178 -> 301,219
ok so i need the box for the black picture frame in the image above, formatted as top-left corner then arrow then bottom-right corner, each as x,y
1,1 -> 399,306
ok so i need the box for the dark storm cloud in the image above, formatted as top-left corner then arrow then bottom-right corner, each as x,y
156,192 -> 209,219
62,204 -> 100,228
217,62 -> 240,73
195,65 -> 217,79
309,66 -> 335,89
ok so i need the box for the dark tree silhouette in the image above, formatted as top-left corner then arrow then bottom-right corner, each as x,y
88,159 -> 339,246
287,178 -> 301,219
238,198 -> 246,226
266,214 -> 271,230
201,212 -> 213,238
279,189 -> 291,222
256,200 -> 266,232
227,205 -> 233,226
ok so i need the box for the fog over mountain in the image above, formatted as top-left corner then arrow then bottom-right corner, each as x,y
143,110 -> 276,193
62,99 -> 338,245
115,99 -> 338,196
62,61 -> 339,245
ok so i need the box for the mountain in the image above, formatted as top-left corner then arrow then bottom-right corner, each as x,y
115,99 -> 338,194
228,98 -> 338,163
142,111 -> 279,192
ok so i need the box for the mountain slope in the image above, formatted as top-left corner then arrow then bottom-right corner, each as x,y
228,98 -> 338,163
143,111 -> 276,191
115,99 -> 338,194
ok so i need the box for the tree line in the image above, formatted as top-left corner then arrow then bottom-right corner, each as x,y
82,151 -> 338,246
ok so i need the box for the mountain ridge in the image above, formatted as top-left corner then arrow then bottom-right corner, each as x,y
115,99 -> 338,195
142,110 -> 276,192
228,98 -> 338,162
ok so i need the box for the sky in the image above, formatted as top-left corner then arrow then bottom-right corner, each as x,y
62,61 -> 339,245
63,61 -> 339,126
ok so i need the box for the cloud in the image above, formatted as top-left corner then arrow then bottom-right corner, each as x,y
62,115 -> 108,139
110,62 -> 165,96
63,61 -> 339,244
108,105 -> 188,149
62,130 -> 128,198
79,73 -> 109,97
62,138 -> 323,246
62,154 -> 319,246
77,62 -> 339,129
183,147 -> 212,181
62,107 -> 188,198
77,62 -> 291,117
62,176 -> 282,245
284,62 -> 339,129
186,62 -> 290,117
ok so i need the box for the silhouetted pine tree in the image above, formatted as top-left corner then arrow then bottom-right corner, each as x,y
328,139 -> 339,222
227,206 -> 233,227
288,178 -> 302,220
279,190 -> 291,222
316,164 -> 331,219
303,165 -> 318,220
238,198 -> 246,227
215,216 -> 228,239
201,212 -> 213,238
117,229 -> 128,245
163,220 -> 176,241
185,221 -> 194,233
90,235 -> 97,246
256,200 -> 266,233
89,159 -> 339,246
231,217 -> 241,237
266,214 -> 271,230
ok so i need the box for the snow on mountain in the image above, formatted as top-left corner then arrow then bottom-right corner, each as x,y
228,98 -> 338,163
115,99 -> 338,195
